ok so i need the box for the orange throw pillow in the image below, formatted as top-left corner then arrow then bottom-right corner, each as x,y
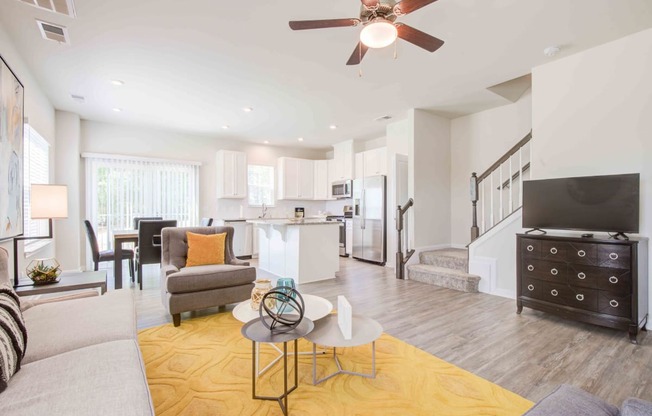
186,232 -> 226,267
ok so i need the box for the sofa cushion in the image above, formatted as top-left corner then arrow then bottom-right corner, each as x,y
0,287 -> 27,393
524,384 -> 620,416
166,264 -> 256,294
186,231 -> 226,267
21,289 -> 136,364
622,398 -> 652,416
0,339 -> 154,416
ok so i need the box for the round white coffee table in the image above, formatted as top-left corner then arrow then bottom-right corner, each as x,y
304,314 -> 383,385
233,294 -> 333,376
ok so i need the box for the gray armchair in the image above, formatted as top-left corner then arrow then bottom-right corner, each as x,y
160,226 -> 255,326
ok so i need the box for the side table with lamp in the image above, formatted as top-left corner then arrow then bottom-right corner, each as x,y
13,184 -> 68,287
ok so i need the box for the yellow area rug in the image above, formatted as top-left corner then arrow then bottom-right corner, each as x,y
139,313 -> 533,415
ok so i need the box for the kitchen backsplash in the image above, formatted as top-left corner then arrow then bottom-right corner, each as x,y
215,198 -> 352,220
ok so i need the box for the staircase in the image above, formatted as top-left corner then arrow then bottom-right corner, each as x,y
407,248 -> 480,293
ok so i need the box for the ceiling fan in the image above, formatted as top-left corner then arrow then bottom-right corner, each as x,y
289,0 -> 444,65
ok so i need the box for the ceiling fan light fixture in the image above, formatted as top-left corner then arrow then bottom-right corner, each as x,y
360,19 -> 397,49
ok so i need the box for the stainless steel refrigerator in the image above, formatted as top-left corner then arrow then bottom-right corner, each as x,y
352,175 -> 386,264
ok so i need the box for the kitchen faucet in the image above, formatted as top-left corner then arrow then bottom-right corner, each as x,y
260,203 -> 268,219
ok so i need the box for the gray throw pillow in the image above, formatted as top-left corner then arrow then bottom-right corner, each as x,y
524,384 -> 620,416
622,398 -> 652,416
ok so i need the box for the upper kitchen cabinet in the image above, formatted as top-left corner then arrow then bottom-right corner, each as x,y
314,160 -> 329,200
278,157 -> 314,200
355,147 -> 388,179
327,159 -> 336,199
332,140 -> 354,181
216,150 -> 247,198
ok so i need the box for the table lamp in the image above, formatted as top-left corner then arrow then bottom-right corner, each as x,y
13,184 -> 69,286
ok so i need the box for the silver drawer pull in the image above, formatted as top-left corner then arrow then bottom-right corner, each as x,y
577,272 -> 587,280
609,300 -> 619,308
550,247 -> 558,254
577,250 -> 586,257
527,265 -> 534,272
576,294 -> 584,301
609,253 -> 619,260
609,276 -> 619,284
527,245 -> 534,252
527,284 -> 535,291
550,268 -> 559,276
551,289 -> 559,297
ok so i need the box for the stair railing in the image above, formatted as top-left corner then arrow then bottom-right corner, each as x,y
396,198 -> 415,280
470,131 -> 532,242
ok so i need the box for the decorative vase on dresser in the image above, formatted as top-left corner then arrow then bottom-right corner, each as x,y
516,233 -> 648,343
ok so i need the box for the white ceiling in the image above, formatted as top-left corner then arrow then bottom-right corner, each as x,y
1,0 -> 651,149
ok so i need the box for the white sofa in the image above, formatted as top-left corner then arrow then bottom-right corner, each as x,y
0,248 -> 154,415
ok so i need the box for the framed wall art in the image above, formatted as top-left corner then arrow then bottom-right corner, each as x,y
0,55 -> 24,241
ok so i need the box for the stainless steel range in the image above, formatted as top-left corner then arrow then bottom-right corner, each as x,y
326,210 -> 352,257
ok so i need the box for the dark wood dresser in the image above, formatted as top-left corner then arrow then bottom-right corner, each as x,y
516,234 -> 648,343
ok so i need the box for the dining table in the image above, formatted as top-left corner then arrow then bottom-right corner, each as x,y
113,229 -> 138,289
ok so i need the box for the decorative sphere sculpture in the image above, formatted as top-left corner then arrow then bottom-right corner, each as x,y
259,288 -> 305,334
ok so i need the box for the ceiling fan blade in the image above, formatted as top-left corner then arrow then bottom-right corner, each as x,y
289,18 -> 360,30
346,42 -> 369,66
394,0 -> 439,15
396,24 -> 444,52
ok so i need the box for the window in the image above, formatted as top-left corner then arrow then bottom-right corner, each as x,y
23,124 -> 50,242
248,165 -> 274,207
84,154 -> 200,251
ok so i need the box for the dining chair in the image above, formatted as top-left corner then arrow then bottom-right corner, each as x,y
133,217 -> 163,229
136,219 -> 177,290
200,218 -> 213,226
83,220 -> 134,279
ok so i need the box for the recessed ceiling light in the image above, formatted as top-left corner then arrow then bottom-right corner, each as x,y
111,80 -> 125,86
543,46 -> 561,57
243,107 -> 253,112
329,125 -> 337,130
112,108 -> 122,112
222,125 -> 230,130
298,137 -> 304,142
264,140 -> 270,144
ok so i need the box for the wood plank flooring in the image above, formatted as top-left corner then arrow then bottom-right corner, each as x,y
108,257 -> 652,406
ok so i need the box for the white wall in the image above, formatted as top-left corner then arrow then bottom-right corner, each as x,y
0,25 -> 56,278
450,89 -> 532,246
532,27 -> 652,323
385,119 -> 409,268
408,109 -> 451,250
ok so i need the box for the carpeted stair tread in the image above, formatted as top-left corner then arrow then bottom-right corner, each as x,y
419,248 -> 469,271
407,264 -> 480,293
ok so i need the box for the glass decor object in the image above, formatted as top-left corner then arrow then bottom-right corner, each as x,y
26,258 -> 61,285
276,278 -> 296,300
250,279 -> 276,310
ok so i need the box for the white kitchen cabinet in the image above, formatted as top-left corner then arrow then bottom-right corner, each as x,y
333,140 -> 354,181
345,219 -> 353,256
216,150 -> 247,199
277,157 -> 314,200
216,220 -> 253,258
313,160 -> 329,200
355,147 -> 388,179
327,159 -> 336,199
355,152 -> 364,180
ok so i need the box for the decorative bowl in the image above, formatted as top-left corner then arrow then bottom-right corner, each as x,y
26,258 -> 62,285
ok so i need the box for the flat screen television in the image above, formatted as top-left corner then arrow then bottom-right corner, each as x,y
522,173 -> 640,233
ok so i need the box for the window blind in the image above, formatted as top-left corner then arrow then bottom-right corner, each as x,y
23,124 -> 50,240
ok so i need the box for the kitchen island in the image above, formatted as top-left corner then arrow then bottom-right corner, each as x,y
247,219 -> 340,284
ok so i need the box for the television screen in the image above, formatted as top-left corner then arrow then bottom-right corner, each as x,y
522,173 -> 640,233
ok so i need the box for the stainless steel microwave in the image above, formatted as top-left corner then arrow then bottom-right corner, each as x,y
332,180 -> 353,199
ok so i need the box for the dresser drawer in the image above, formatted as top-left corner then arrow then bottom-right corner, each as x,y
567,242 -> 598,265
597,269 -> 632,295
541,241 -> 569,261
567,264 -> 600,289
598,292 -> 631,318
522,259 -> 567,283
521,238 -> 541,258
598,245 -> 631,269
522,278 -> 598,312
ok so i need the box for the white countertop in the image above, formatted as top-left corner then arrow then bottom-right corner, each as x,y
246,218 -> 339,226
220,216 -> 328,222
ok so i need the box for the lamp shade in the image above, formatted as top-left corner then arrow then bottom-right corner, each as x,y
30,184 -> 68,219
